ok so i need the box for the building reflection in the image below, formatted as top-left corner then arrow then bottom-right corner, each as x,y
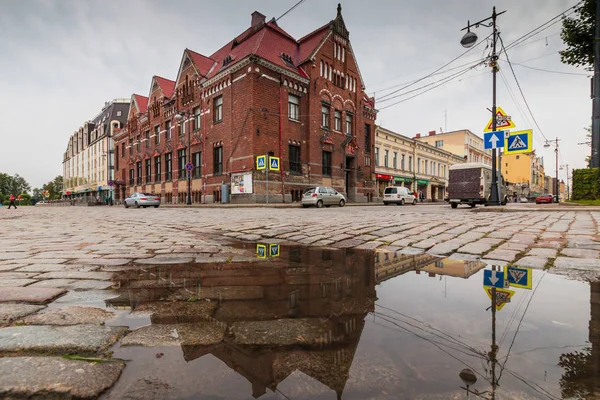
108,246 -> 377,399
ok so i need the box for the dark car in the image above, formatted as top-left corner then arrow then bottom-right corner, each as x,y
535,194 -> 553,204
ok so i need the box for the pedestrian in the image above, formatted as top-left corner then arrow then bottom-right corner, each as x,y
7,194 -> 17,209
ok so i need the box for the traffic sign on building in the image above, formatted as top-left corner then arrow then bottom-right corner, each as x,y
484,107 -> 516,132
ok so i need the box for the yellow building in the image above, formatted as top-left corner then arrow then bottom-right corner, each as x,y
502,151 -> 546,197
375,126 -> 464,201
414,129 -> 492,165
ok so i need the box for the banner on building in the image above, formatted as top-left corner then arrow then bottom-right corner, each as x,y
231,172 -> 253,194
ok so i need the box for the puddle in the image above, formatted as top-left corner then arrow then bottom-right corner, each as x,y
93,245 -> 600,399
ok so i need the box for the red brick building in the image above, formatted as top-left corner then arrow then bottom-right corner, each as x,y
114,4 -> 377,204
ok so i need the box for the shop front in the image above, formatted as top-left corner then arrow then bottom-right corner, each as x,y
393,176 -> 413,190
375,173 -> 393,198
416,179 -> 429,201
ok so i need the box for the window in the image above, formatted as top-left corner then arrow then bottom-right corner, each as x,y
136,135 -> 140,151
425,160 -> 428,175
154,125 -> 160,145
178,149 -> 187,178
289,145 -> 301,174
214,96 -> 223,123
346,114 -> 353,135
401,154 -> 405,170
117,111 -> 122,117
334,110 -> 341,131
145,159 -> 151,183
136,162 -> 142,184
129,169 -> 134,186
154,156 -> 161,182
417,157 -> 421,173
192,152 -> 201,178
516,155 -> 520,160
288,95 -> 299,121
322,151 -> 332,176
435,140 -> 444,148
145,131 -> 150,148
364,124 -> 371,152
409,156 -> 413,172
384,150 -> 389,167
121,142 -> 125,158
193,107 -> 201,131
213,146 -> 223,175
165,153 -> 172,181
393,152 -> 398,169
165,120 -> 172,140
375,147 -> 379,166
321,104 -> 330,129
179,118 -> 185,137
115,146 -> 119,170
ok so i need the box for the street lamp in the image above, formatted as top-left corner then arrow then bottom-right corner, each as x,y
461,7 -> 506,206
174,112 -> 192,205
544,138 -> 560,202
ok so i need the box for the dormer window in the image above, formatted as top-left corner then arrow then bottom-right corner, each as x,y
222,54 -> 233,67
280,53 -> 295,68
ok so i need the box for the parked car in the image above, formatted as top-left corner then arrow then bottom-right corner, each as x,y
124,192 -> 160,208
535,194 -> 553,204
383,186 -> 416,205
302,187 -> 345,208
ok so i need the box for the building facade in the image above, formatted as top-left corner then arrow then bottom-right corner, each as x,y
502,151 -> 547,198
374,126 -> 464,201
63,99 -> 130,201
114,6 -> 377,204
414,129 -> 492,166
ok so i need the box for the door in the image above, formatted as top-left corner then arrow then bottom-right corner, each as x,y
318,187 -> 329,205
327,187 -> 337,205
345,156 -> 355,201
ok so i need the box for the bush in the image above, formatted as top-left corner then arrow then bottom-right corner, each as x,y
572,168 -> 600,200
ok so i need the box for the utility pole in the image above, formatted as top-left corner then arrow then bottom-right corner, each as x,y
592,0 -> 600,167
545,138 -> 560,202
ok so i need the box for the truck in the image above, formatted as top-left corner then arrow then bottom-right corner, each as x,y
447,163 -> 507,209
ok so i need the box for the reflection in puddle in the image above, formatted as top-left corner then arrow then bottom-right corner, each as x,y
100,246 -> 599,399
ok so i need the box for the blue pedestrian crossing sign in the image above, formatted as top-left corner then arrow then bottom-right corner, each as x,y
256,155 -> 266,170
483,269 -> 505,289
256,244 -> 267,258
269,244 -> 280,257
484,131 -> 506,150
505,266 -> 532,289
269,156 -> 280,171
505,129 -> 533,154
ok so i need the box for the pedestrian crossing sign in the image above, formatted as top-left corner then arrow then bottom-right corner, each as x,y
505,266 -> 532,289
269,244 -> 280,257
269,156 -> 280,171
504,129 -> 532,154
256,244 -> 267,258
256,155 -> 266,170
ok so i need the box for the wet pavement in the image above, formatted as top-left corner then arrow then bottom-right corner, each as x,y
0,206 -> 600,398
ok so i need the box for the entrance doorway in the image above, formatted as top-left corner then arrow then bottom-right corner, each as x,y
345,156 -> 355,202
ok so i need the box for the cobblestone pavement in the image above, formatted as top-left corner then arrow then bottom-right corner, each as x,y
1,204 -> 600,397
1,205 -> 599,278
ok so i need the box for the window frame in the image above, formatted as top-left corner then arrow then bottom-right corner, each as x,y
178,149 -> 187,179
288,94 -> 300,121
289,145 -> 301,174
192,152 -> 202,178
321,104 -> 330,129
334,110 -> 342,131
193,107 -> 201,131
165,120 -> 172,141
145,158 -> 151,183
345,113 -> 353,136
154,156 -> 162,182
165,152 -> 172,181
322,150 -> 332,177
213,96 -> 223,123
213,146 -> 223,176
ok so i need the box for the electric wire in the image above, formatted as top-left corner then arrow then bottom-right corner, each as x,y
499,34 -> 549,142
505,62 -> 590,76
376,33 -> 492,102
275,0 -> 308,22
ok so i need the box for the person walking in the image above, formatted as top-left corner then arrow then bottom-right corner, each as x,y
7,194 -> 17,209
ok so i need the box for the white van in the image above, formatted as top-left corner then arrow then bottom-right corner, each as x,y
383,186 -> 417,206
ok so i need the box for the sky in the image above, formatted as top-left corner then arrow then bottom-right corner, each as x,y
0,0 -> 589,189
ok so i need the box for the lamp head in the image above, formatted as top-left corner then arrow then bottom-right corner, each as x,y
174,114 -> 183,122
460,29 -> 478,48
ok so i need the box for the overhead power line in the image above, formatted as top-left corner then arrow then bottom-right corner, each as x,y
499,34 -> 549,142
502,61 -> 590,76
275,0 -> 308,22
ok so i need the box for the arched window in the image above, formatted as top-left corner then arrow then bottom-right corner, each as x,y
328,65 -> 332,81
333,43 -> 337,59
320,60 -> 323,77
342,47 -> 345,62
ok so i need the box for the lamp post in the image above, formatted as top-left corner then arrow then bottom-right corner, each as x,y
461,7 -> 506,206
174,111 -> 192,205
544,138 -> 560,202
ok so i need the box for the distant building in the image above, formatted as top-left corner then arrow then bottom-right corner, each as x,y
114,5 -> 377,204
502,151 -> 546,198
414,129 -> 492,166
62,99 -> 130,201
375,126 -> 464,201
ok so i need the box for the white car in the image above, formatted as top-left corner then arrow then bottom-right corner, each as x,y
383,186 -> 416,206
124,192 -> 161,208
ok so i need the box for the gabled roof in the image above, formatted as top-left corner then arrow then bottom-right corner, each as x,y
154,76 -> 175,99
132,94 -> 148,114
298,23 -> 330,63
187,49 -> 216,77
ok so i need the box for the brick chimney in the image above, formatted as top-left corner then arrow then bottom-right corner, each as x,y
428,130 -> 436,136
251,11 -> 266,28
415,133 -> 421,138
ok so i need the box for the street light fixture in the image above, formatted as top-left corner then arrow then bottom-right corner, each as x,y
461,7 -> 506,206
174,112 -> 192,205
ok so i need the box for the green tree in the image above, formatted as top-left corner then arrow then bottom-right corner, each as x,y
560,0 -> 594,70
0,173 -> 31,198
41,175 -> 64,200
